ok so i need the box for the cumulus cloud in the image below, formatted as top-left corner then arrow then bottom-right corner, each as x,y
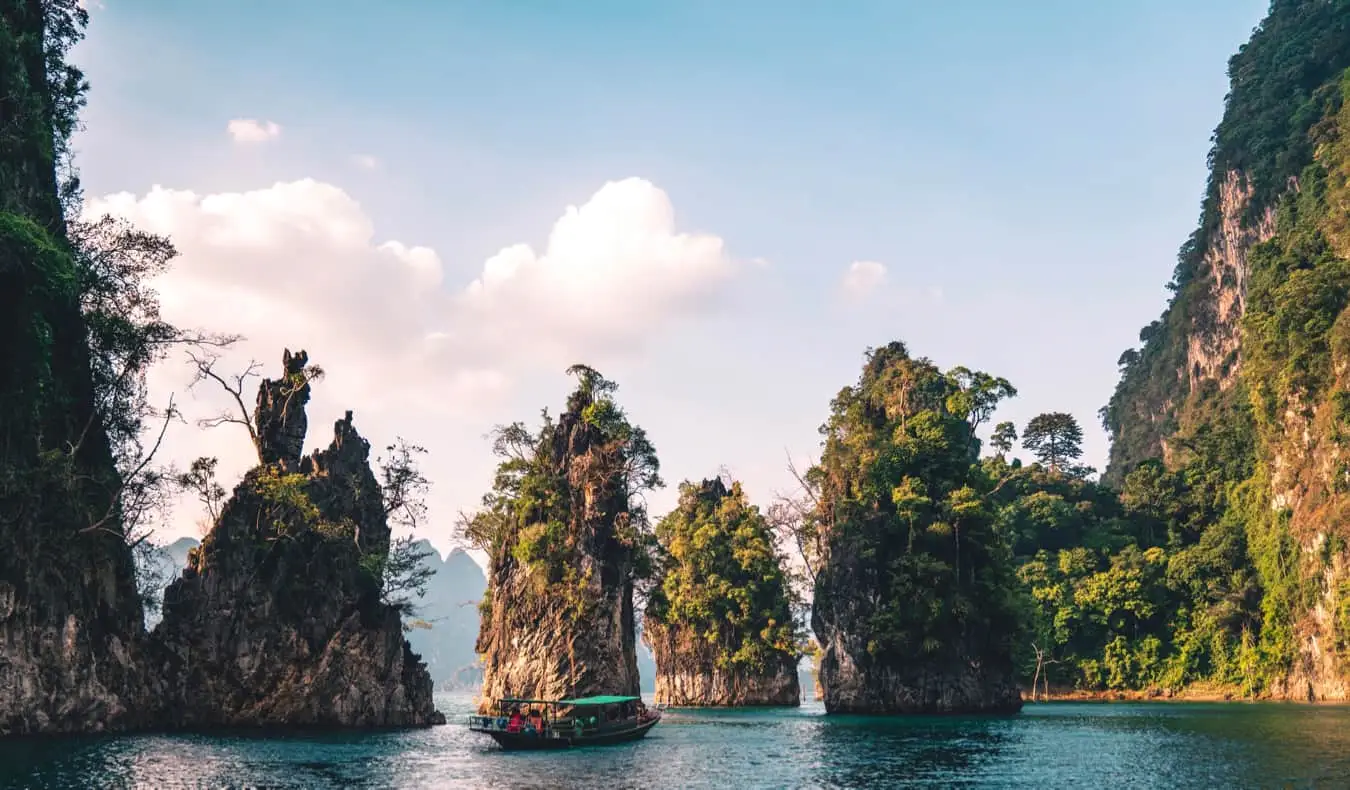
840,260 -> 887,300
84,176 -> 747,540
453,177 -> 738,362
226,119 -> 282,144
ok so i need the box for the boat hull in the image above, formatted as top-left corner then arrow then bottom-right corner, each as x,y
478,716 -> 660,750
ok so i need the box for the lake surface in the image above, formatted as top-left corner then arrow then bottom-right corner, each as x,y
3,692 -> 1350,788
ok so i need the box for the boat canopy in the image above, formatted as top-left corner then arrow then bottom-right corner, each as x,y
493,695 -> 639,707
556,695 -> 640,706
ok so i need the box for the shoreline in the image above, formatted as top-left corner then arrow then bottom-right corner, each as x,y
1022,684 -> 1348,704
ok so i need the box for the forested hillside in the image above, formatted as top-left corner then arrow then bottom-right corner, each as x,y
1083,0 -> 1350,699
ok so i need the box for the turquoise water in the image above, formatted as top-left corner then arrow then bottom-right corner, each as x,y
4,692 -> 1350,788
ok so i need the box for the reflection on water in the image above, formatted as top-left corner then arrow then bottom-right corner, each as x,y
3,694 -> 1350,788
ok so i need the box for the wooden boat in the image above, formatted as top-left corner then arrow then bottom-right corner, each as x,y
467,695 -> 661,750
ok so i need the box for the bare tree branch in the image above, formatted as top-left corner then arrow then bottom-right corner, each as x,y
187,351 -> 263,461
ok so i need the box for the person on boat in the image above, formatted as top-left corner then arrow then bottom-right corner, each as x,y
528,708 -> 544,733
506,706 -> 524,733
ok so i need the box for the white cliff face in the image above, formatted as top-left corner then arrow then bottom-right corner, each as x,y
1184,171 -> 1281,392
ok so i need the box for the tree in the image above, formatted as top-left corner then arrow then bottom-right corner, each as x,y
991,421 -> 1018,457
173,455 -> 227,524
372,535 -> 436,619
946,367 -> 1017,437
378,438 -> 430,532
1022,412 -> 1084,473
810,342 -> 1019,669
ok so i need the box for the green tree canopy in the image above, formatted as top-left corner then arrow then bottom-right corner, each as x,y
463,365 -> 661,604
1022,412 -> 1084,473
810,341 -> 1018,664
645,477 -> 801,672
991,421 -> 1018,457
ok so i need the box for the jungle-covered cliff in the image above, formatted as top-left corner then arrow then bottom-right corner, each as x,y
1094,0 -> 1350,699
0,0 -> 162,735
644,478 -> 801,707
466,366 -> 659,707
807,343 -> 1023,714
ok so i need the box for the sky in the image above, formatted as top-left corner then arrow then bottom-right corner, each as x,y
69,0 -> 1271,560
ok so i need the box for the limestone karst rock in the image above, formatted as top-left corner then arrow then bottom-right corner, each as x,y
0,2 -> 161,736
809,343 -> 1022,714
472,367 -> 655,707
153,350 -> 443,727
644,478 -> 801,707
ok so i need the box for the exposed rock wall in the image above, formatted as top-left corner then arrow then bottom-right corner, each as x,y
0,3 -> 160,736
152,351 -> 443,728
813,602 -> 1022,714
475,372 -> 647,708
646,633 -> 799,707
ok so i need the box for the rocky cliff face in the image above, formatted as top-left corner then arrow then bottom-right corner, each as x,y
0,2 -> 161,736
812,566 -> 1022,714
1103,0 -> 1350,700
813,627 -> 1021,714
152,351 -> 443,727
646,636 -> 799,707
473,368 -> 654,707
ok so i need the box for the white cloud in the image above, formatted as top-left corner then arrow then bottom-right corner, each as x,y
840,260 -> 887,300
352,154 -> 380,170
453,177 -> 740,362
84,175 -> 747,544
226,119 -> 282,144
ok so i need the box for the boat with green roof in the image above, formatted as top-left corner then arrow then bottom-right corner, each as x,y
467,695 -> 661,750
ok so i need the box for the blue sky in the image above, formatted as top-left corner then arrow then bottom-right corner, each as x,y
73,1 -> 1270,552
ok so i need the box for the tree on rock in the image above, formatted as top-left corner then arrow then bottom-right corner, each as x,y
991,421 -> 1018,458
464,365 -> 661,706
644,477 -> 802,706
1022,412 -> 1084,473
808,341 -> 1022,714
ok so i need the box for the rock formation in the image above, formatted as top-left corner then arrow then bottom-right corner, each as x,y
643,478 -> 801,707
1101,0 -> 1350,700
809,343 -> 1022,714
472,366 -> 657,707
153,350 -> 443,727
0,2 -> 161,735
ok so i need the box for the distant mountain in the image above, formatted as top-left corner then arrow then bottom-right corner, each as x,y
636,623 -> 657,693
404,541 -> 487,689
139,537 -> 200,628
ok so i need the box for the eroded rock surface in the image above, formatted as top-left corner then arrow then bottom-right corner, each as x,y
153,351 -> 443,728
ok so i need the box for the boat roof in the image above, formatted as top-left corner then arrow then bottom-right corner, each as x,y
557,695 -> 640,706
496,695 -> 639,706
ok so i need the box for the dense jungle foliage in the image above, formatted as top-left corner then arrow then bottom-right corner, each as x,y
1071,0 -> 1350,695
465,365 -> 662,624
645,477 -> 801,674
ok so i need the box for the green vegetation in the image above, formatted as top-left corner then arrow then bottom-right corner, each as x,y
1082,0 -> 1350,698
465,365 -> 661,621
645,478 -> 801,673
805,342 -> 1019,667
1021,412 -> 1084,473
